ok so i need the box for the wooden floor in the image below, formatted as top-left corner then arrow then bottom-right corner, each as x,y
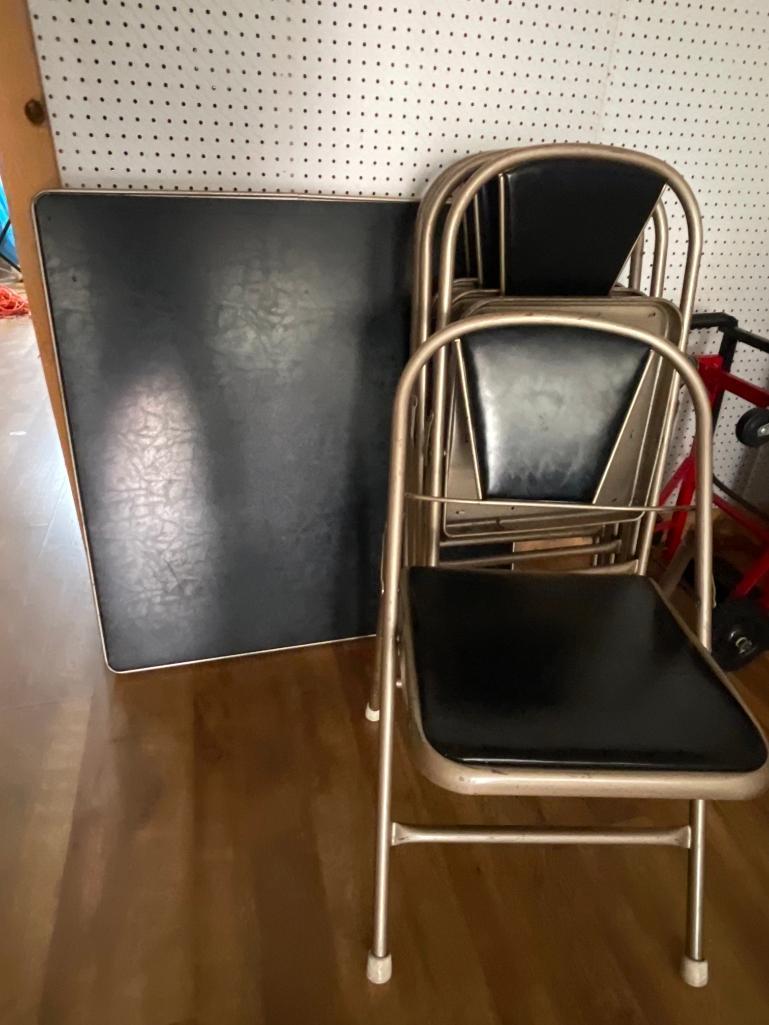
2,316 -> 769,1025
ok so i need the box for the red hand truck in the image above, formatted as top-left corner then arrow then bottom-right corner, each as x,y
658,312 -> 769,669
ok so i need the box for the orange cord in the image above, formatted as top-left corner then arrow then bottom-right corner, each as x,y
0,285 -> 30,318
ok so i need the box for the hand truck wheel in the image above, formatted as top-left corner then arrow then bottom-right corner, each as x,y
735,407 -> 769,448
711,597 -> 769,671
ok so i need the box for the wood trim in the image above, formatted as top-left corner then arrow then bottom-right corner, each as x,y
0,0 -> 76,495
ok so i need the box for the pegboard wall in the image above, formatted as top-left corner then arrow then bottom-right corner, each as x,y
27,0 -> 769,491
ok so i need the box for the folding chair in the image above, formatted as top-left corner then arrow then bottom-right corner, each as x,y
412,146 -> 670,340
365,310 -> 769,992
367,144 -> 701,723
419,146 -> 699,577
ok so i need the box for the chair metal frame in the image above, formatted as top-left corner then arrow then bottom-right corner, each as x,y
404,147 -> 688,589
365,310 -> 769,991
424,145 -> 701,573
368,144 -> 700,721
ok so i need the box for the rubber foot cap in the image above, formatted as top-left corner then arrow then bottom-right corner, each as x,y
365,703 -> 380,722
681,955 -> 709,987
367,951 -> 392,984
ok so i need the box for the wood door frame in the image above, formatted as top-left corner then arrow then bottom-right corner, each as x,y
0,0 -> 77,497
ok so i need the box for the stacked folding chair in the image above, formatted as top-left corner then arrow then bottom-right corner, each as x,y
364,144 -> 769,995
409,144 -> 697,579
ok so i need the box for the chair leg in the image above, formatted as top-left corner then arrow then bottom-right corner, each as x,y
681,799 -> 709,987
366,539 -> 388,722
365,597 -> 385,722
659,533 -> 696,599
367,656 -> 396,984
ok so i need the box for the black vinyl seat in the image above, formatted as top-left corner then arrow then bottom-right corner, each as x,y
408,567 -> 767,773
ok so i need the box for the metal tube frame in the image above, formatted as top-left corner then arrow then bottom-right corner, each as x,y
651,200 -> 669,297
408,152 -> 502,567
684,798 -> 707,978
628,198 -> 669,297
407,163 -> 672,586
393,823 -> 691,848
367,310 -> 735,990
406,147 -> 693,575
439,538 -> 620,569
426,145 -> 702,571
628,231 -> 644,291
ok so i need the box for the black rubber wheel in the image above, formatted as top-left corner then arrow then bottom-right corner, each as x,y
712,597 -> 769,671
736,407 -> 769,448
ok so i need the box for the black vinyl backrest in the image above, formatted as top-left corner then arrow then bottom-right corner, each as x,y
497,158 -> 665,296
459,324 -> 649,502
475,179 -> 502,288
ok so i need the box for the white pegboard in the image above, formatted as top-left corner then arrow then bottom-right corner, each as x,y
29,0 -> 620,196
599,0 -> 769,490
28,0 -> 769,490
